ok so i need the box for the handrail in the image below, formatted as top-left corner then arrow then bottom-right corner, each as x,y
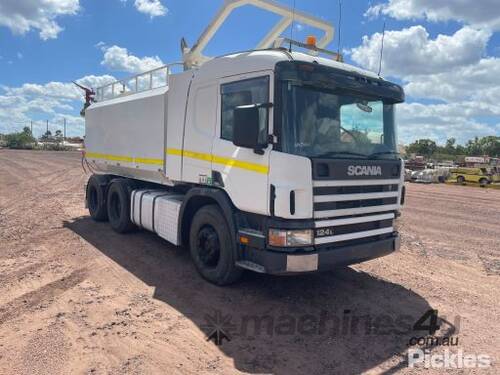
95,62 -> 183,102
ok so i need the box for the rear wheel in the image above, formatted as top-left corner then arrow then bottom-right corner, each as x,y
479,178 -> 488,187
107,179 -> 136,233
456,176 -> 465,184
86,174 -> 110,221
189,205 -> 243,285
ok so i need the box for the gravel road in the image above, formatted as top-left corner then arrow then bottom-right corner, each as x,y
0,149 -> 498,374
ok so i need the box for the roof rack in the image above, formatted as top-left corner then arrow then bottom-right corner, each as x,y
95,62 -> 183,102
273,37 -> 343,61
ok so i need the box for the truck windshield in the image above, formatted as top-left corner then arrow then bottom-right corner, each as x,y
279,82 -> 398,159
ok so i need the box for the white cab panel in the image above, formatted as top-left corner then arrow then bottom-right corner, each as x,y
210,71 -> 274,216
269,151 -> 313,219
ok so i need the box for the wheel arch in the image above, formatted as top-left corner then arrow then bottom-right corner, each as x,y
178,187 -> 237,247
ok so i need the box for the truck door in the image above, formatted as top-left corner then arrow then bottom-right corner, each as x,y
181,81 -> 218,183
212,73 -> 273,216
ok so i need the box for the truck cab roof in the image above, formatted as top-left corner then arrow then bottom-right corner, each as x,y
194,49 -> 382,82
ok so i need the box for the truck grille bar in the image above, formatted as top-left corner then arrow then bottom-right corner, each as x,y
313,179 -> 400,219
312,179 -> 400,245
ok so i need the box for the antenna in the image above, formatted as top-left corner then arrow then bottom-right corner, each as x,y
289,0 -> 297,52
378,21 -> 386,76
336,0 -> 342,61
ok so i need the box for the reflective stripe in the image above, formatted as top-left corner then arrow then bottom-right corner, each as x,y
314,191 -> 399,202
166,148 -> 269,174
85,152 -> 163,166
315,213 -> 395,228
313,179 -> 400,187
314,227 -> 394,245
133,157 -> 163,165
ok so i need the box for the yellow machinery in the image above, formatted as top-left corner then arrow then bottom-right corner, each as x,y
448,167 -> 496,186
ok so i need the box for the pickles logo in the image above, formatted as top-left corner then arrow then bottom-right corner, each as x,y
347,165 -> 382,176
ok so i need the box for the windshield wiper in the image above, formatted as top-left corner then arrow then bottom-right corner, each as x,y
316,151 -> 368,159
369,151 -> 400,158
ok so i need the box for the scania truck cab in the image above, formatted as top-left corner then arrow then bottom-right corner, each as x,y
83,0 -> 405,285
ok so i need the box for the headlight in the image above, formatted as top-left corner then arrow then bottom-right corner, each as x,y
268,229 -> 313,247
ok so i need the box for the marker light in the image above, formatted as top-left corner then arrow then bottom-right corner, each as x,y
306,35 -> 317,46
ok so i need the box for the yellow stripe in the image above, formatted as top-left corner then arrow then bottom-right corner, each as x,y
133,157 -> 164,165
166,148 -> 269,174
85,152 -> 163,166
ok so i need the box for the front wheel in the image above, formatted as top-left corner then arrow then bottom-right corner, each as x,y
189,205 -> 243,285
456,176 -> 465,184
479,178 -> 488,187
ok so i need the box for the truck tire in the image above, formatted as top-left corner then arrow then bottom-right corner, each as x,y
86,174 -> 110,221
189,205 -> 243,285
107,179 -> 136,233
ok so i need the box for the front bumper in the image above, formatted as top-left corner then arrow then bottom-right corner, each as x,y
240,233 -> 400,274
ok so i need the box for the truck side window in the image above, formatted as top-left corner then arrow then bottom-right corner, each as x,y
221,76 -> 269,142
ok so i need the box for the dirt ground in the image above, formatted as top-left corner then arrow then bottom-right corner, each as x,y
0,149 -> 498,375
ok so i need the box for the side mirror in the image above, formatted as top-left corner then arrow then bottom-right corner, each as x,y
233,104 -> 270,153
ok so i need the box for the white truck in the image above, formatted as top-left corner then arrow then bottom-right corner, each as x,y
83,0 -> 406,285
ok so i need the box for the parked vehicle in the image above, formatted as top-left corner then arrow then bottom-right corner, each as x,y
414,168 -> 450,184
448,167 -> 494,186
83,0 -> 405,285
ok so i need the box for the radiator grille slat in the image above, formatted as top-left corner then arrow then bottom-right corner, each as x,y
312,179 -> 401,245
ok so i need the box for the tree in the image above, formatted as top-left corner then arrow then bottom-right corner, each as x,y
5,129 -> 36,149
22,126 -> 32,136
478,136 -> 500,157
40,130 -> 52,141
465,137 -> 483,156
444,138 -> 457,155
406,139 -> 437,157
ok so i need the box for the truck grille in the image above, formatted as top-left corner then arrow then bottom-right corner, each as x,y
312,179 -> 401,246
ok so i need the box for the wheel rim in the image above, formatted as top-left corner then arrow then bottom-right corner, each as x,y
196,225 -> 221,268
109,191 -> 121,221
89,187 -> 98,212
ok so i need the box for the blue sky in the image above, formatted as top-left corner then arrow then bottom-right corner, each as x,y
0,0 -> 499,143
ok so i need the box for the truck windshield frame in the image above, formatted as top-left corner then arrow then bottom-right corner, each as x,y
273,61 -> 405,160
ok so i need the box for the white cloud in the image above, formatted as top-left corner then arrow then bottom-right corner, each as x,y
404,58 -> 500,105
350,26 -> 491,77
100,45 -> 164,73
398,102 -> 500,144
0,75 -> 115,136
366,0 -> 500,30
0,0 -> 80,40
350,23 -> 499,144
134,0 -> 167,18
3,75 -> 116,100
